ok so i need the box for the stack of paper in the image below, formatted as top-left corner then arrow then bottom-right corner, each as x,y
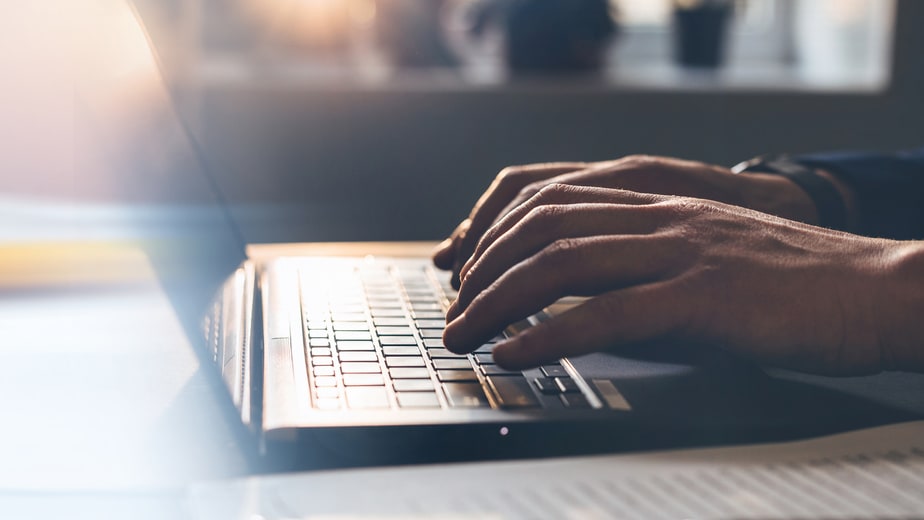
190,421 -> 924,519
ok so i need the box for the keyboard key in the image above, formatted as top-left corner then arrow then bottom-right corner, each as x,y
330,313 -> 367,322
393,379 -> 435,392
396,392 -> 441,408
415,319 -> 446,329
560,393 -> 592,409
310,347 -> 332,357
340,362 -> 382,374
433,359 -> 473,370
382,346 -> 421,356
308,330 -> 329,338
482,365 -> 519,376
473,343 -> 496,353
343,374 -> 385,386
411,302 -> 442,311
314,376 -> 338,387
314,387 -> 340,399
311,357 -> 334,366
437,370 -> 479,382
329,305 -> 365,315
313,366 -> 335,377
533,377 -> 560,395
427,349 -> 466,359
371,308 -> 406,317
487,376 -> 541,408
315,398 -> 341,410
345,387 -> 390,409
309,339 -> 331,347
473,353 -> 495,365
385,356 -> 425,368
389,368 -> 431,379
336,341 -> 376,351
422,339 -> 445,349
373,317 -> 410,327
379,336 -> 417,346
335,331 -> 372,341
377,326 -> 415,336
419,329 -> 444,339
555,377 -> 580,393
406,290 -> 438,298
541,365 -> 569,378
333,322 -> 370,331
443,383 -> 489,408
412,311 -> 445,320
367,300 -> 403,309
338,351 -> 378,362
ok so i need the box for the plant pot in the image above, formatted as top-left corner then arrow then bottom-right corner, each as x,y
673,4 -> 732,68
502,0 -> 616,75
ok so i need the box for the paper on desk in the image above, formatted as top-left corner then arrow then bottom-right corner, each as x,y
189,421 -> 924,519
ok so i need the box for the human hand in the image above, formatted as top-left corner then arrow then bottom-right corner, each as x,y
432,155 -> 818,288
441,184 -> 911,376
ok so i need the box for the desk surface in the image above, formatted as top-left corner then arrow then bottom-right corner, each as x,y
2,241 -> 923,517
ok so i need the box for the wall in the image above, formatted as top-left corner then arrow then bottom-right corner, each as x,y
189,0 -> 923,243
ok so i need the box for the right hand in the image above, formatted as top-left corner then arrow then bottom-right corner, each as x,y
432,155 -> 819,287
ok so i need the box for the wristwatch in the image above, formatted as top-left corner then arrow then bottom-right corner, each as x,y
732,154 -> 848,231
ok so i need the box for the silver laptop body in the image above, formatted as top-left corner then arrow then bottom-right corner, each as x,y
96,0 -> 772,470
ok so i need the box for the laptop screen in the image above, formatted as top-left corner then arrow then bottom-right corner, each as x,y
74,0 -> 247,346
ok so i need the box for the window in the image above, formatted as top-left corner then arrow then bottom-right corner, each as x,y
139,0 -> 896,91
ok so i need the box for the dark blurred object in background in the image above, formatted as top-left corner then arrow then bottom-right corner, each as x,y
672,0 -> 733,68
375,0 -> 458,68
470,0 -> 617,75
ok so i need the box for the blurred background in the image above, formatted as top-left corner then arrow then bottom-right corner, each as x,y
3,0 -> 922,245
0,0 -> 921,507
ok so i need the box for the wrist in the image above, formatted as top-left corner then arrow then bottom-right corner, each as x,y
877,242 -> 924,372
735,171 -> 820,224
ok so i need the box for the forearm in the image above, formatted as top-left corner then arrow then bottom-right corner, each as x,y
878,241 -> 924,372
797,148 -> 924,240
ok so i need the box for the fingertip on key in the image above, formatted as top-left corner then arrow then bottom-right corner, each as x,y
442,312 -> 469,353
491,337 -> 527,370
432,239 -> 455,269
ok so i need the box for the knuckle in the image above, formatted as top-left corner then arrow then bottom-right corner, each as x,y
540,237 -> 582,267
519,205 -> 568,238
659,196 -> 713,217
533,182 -> 576,202
620,154 -> 660,169
497,165 -> 528,184
517,181 -> 545,201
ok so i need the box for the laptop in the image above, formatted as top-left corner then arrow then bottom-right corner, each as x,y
85,0 -> 800,471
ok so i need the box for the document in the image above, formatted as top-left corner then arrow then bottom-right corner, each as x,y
189,421 -> 924,519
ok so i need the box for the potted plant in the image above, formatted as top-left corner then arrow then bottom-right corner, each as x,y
468,0 -> 618,75
672,0 -> 734,68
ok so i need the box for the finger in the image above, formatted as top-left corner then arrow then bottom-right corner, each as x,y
455,202 -> 671,313
459,184 -> 665,281
443,234 -> 677,352
491,280 -> 691,369
451,163 -> 591,283
489,162 -> 624,229
432,220 -> 470,270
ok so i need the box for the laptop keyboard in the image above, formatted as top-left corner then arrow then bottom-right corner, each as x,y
299,261 -> 590,411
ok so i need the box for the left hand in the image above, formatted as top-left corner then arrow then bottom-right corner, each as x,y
441,183 -> 901,376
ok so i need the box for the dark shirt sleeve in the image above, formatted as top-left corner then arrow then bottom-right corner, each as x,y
795,147 -> 924,240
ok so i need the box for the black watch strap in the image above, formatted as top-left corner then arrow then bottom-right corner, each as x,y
732,155 -> 848,231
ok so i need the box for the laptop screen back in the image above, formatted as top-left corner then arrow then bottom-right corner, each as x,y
74,0 -> 247,346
